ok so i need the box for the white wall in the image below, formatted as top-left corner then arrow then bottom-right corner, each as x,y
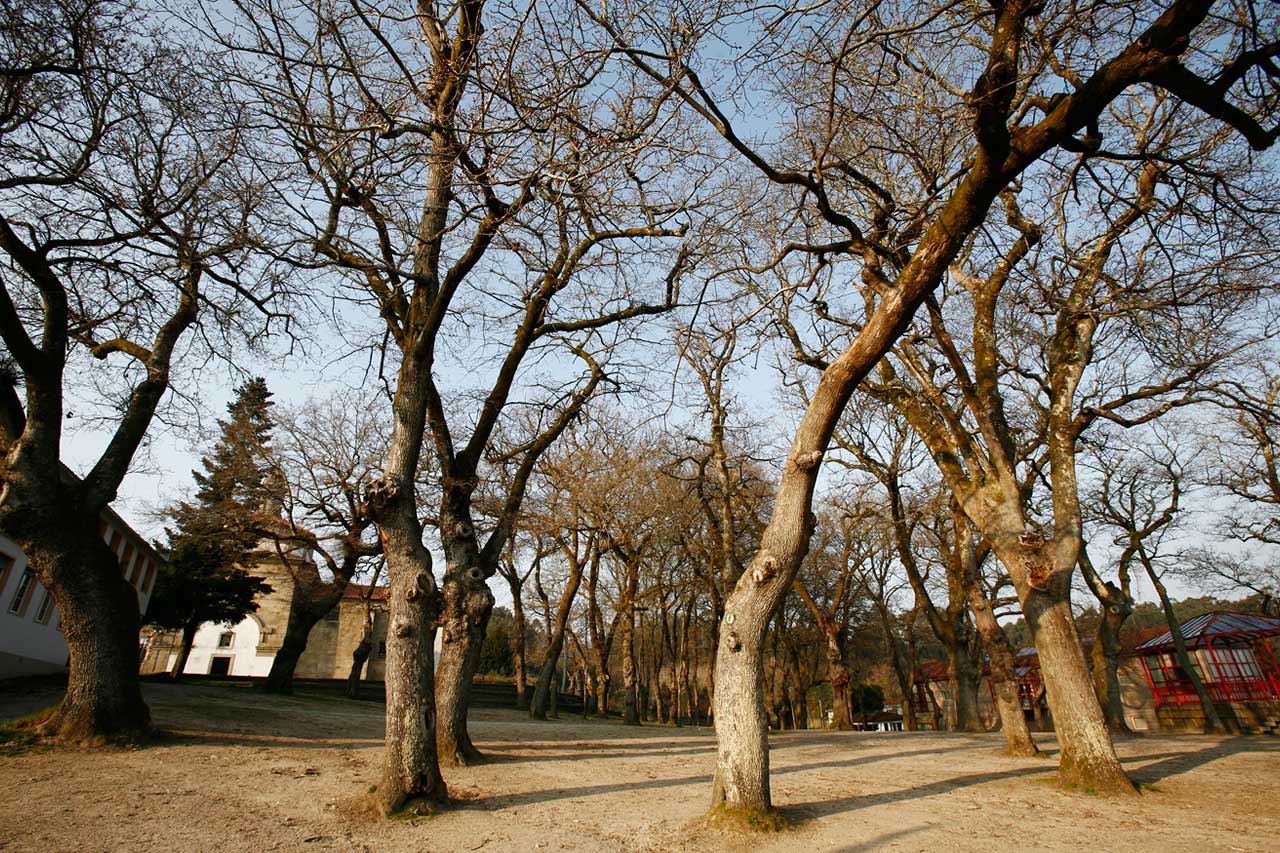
174,615 -> 276,677
0,539 -> 65,677
1,519 -> 161,680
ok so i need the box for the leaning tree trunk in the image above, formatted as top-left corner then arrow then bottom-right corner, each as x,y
435,568 -> 495,766
968,585 -> 1038,756
38,532 -> 152,743
1010,556 -> 1134,794
531,631 -> 568,720
710,444 -> 827,813
1145,563 -> 1230,734
265,586 -> 334,693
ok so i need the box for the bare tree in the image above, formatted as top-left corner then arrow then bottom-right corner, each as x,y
222,0 -> 694,809
588,0 -> 1278,811
260,392 -> 388,692
1092,433 -> 1232,732
0,0 -> 286,741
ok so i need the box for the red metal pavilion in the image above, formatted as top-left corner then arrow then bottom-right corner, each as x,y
1133,611 -> 1280,707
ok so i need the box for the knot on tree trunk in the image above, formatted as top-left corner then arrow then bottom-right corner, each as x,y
791,449 -> 824,471
726,632 -> 741,652
393,620 -> 413,638
751,555 -> 777,586
364,476 -> 400,517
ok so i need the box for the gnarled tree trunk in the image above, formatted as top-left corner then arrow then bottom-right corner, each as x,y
41,531 -> 152,743
435,567 -> 494,766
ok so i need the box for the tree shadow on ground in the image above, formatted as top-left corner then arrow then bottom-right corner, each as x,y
464,742 -> 990,810
1124,737 -> 1280,784
477,743 -> 716,764
154,729 -> 382,750
785,764 -> 1052,820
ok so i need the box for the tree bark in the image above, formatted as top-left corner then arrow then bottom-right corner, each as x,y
264,586 -> 329,693
40,533 -> 153,742
511,589 -> 527,709
947,645 -> 984,733
1091,607 -> 1132,736
435,568 -> 494,766
1144,556 -> 1231,734
1013,560 -> 1133,793
967,584 -> 1038,755
621,588 -> 640,726
173,621 -> 198,679
347,621 -> 373,699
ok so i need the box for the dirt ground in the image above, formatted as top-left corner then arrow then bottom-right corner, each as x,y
1,682 -> 1277,852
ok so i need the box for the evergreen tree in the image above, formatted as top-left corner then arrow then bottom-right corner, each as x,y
170,377 -> 276,550
146,538 -> 272,677
154,378 -> 277,676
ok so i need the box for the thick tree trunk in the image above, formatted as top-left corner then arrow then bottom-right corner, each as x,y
1018,576 -> 1134,794
347,626 -> 373,698
435,571 -> 494,766
173,621 -> 198,678
40,536 -> 152,742
948,645 -> 984,733
827,635 -> 854,730
1091,608 -> 1133,735
376,550 -> 446,812
968,585 -> 1039,755
264,589 -> 329,693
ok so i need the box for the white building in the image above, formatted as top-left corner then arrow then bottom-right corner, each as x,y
0,505 -> 161,679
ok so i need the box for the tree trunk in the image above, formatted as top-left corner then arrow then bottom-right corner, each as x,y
18,523 -> 152,743
967,585 -> 1039,755
827,632 -> 854,730
1145,562 -> 1231,734
264,588 -> 329,693
948,645 -> 984,732
621,600 -> 640,725
511,591 -> 528,709
376,549 -> 446,812
347,625 -> 373,699
531,631 -> 567,720
1018,574 -> 1134,794
1091,607 -> 1133,735
173,621 -> 198,679
435,570 -> 494,766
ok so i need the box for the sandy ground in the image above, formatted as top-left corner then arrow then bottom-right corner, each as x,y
1,682 -> 1278,852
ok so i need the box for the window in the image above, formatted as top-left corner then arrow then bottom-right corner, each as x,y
324,607 -> 340,624
8,568 -> 35,616
217,631 -> 234,648
33,590 -> 55,625
378,641 -> 386,658
0,553 -> 14,595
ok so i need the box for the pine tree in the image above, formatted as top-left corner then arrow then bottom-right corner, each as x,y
152,379 -> 278,676
170,377 -> 276,551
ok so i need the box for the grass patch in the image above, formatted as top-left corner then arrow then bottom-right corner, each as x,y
707,804 -> 791,833
1139,782 -> 1166,794
0,706 -> 56,755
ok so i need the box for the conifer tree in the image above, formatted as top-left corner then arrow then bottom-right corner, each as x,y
153,378 -> 277,675
171,377 -> 276,550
